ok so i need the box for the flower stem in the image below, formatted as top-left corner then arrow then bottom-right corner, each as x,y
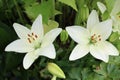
51,75 -> 57,80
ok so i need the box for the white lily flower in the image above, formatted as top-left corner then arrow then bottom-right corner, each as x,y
5,15 -> 62,69
97,1 -> 120,34
66,10 -> 119,62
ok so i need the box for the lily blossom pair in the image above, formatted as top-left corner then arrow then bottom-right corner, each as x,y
66,10 -> 119,62
5,10 -> 119,69
5,15 -> 62,69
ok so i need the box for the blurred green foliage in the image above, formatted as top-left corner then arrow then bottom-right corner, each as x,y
0,0 -> 120,80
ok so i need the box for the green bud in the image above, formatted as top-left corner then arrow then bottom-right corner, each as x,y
109,32 -> 119,42
101,11 -> 110,20
60,30 -> 68,42
79,5 -> 89,22
43,20 -> 59,34
47,62 -> 66,79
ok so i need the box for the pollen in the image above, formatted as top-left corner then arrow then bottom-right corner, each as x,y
27,32 -> 38,43
28,38 -> 31,43
35,35 -> 38,38
90,34 -> 102,43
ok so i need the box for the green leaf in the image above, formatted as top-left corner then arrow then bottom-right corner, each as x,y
105,0 -> 116,13
58,0 -> 78,11
109,32 -> 119,42
0,21 -> 16,52
68,68 -> 81,80
107,64 -> 120,79
25,0 -> 57,23
43,20 -> 59,33
5,53 -> 23,71
94,62 -> 107,76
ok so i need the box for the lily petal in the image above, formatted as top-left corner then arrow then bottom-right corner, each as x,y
5,39 -> 34,53
97,2 -> 107,14
90,43 -> 109,62
31,15 -> 44,38
102,41 -> 119,56
23,51 -> 39,69
41,28 -> 62,47
13,23 -> 30,39
69,44 -> 89,61
66,26 -> 90,44
87,10 -> 99,31
38,44 -> 56,59
111,0 -> 120,16
91,19 -> 112,41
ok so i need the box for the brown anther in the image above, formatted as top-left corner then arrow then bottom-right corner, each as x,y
35,35 -> 38,38
91,36 -> 94,40
98,35 -> 101,37
28,34 -> 31,37
32,37 -> 35,40
32,32 -> 34,36
28,38 -> 31,43
99,38 -> 101,41
93,34 -> 96,36
119,16 -> 120,18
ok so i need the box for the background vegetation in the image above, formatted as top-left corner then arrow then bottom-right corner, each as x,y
1,0 -> 120,80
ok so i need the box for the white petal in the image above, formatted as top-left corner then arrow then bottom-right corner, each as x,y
91,19 -> 112,40
41,28 -> 62,47
102,41 -> 119,56
38,44 -> 56,59
31,15 -> 44,38
13,23 -> 30,39
111,0 -> 120,16
23,51 -> 39,69
69,44 -> 89,61
90,43 -> 109,62
97,2 -> 107,14
87,10 -> 99,31
5,39 -> 34,53
66,26 -> 90,44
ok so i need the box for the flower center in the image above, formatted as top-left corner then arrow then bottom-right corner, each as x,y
27,32 -> 41,49
116,12 -> 120,21
90,34 -> 101,43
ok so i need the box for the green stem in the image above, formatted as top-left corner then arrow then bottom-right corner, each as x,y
74,0 -> 84,25
13,0 -> 24,24
51,0 -> 55,20
51,76 -> 57,80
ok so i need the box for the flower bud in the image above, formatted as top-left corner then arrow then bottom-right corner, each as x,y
60,30 -> 68,42
79,5 -> 89,22
47,62 -> 65,79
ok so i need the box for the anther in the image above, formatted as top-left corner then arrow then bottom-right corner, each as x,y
32,32 -> 34,36
99,38 -> 101,41
98,35 -> 101,37
32,37 -> 35,40
35,35 -> 38,38
93,34 -> 96,36
28,34 -> 31,37
28,38 -> 31,43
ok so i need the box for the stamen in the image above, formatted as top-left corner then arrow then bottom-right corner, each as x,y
28,34 -> 31,37
35,35 -> 38,38
28,38 -> 31,43
99,38 -> 101,41
98,35 -> 101,37
32,37 -> 35,40
32,32 -> 34,36
93,34 -> 96,36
